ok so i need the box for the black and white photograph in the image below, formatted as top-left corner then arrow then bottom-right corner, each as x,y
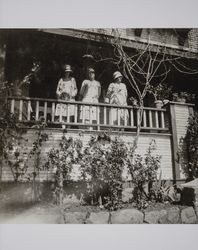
0,28 -> 198,224
0,0 -> 198,249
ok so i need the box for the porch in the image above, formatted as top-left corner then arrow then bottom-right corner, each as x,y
2,96 -> 194,182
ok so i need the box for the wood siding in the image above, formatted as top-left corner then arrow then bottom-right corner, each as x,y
173,104 -> 192,179
1,129 -> 173,182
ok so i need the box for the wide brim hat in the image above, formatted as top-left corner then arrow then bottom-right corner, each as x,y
113,71 -> 123,80
87,67 -> 95,73
64,64 -> 72,72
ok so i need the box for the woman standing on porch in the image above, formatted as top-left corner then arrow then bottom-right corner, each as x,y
105,71 -> 129,126
79,68 -> 101,127
55,64 -> 78,126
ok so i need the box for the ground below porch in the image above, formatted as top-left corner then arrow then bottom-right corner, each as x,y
0,181 -> 197,224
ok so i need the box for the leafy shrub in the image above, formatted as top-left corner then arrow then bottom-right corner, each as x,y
147,83 -> 173,101
126,140 -> 161,209
149,171 -> 178,203
45,134 -> 83,204
172,92 -> 196,103
81,133 -> 127,211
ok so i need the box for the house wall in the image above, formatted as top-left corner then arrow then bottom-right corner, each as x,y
1,129 -> 173,182
83,28 -> 198,53
188,29 -> 198,51
170,103 -> 194,179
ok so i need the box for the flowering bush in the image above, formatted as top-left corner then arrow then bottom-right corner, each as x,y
45,134 -> 83,204
81,133 -> 128,211
147,83 -> 173,101
126,140 -> 161,209
172,92 -> 196,103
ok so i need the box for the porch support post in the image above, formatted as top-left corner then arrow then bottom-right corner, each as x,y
0,40 -> 7,112
168,102 -> 195,183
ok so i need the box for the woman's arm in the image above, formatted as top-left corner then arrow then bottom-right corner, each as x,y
105,83 -> 114,103
71,78 -> 78,98
56,79 -> 62,98
79,80 -> 87,100
117,84 -> 128,104
106,83 -> 114,98
97,82 -> 101,99
121,84 -> 128,100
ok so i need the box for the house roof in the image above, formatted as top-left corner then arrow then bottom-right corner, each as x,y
39,28 -> 198,59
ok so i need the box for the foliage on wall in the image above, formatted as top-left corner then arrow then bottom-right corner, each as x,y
0,110 -> 28,182
179,112 -> 198,179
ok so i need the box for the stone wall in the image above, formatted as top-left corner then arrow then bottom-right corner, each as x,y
63,206 -> 198,224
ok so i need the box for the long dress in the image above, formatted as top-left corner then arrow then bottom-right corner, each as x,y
79,79 -> 101,122
105,82 -> 129,125
55,77 -> 77,117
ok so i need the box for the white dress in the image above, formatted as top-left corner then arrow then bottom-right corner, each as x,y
80,79 -> 101,121
106,82 -> 129,125
55,77 -> 77,117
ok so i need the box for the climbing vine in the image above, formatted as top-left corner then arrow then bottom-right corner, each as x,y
0,109 -> 49,202
179,112 -> 198,179
27,120 -> 48,201
0,110 -> 28,182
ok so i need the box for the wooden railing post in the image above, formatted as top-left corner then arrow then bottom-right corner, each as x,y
0,42 -> 6,113
168,102 -> 195,182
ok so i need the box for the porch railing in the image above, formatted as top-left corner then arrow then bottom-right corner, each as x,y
7,97 -> 169,132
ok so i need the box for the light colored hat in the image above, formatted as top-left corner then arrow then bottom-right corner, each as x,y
88,67 -> 95,73
113,71 -> 122,80
64,64 -> 72,72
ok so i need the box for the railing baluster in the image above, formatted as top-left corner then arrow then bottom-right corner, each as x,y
89,105 -> 92,124
36,101 -> 39,121
11,99 -> 15,114
161,111 -> 165,128
118,108 -> 120,126
67,104 -> 70,123
19,100 -> 23,121
155,111 -> 159,128
149,110 -> 153,128
59,104 -> 62,123
130,108 -> 134,127
44,101 -> 47,121
82,105 -> 85,124
75,104 -> 78,123
137,109 -> 139,127
143,110 -> 147,127
104,106 -> 107,125
124,108 -> 127,126
51,102 -> 55,122
97,106 -> 100,130
27,100 -> 31,121
110,108 -> 113,126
